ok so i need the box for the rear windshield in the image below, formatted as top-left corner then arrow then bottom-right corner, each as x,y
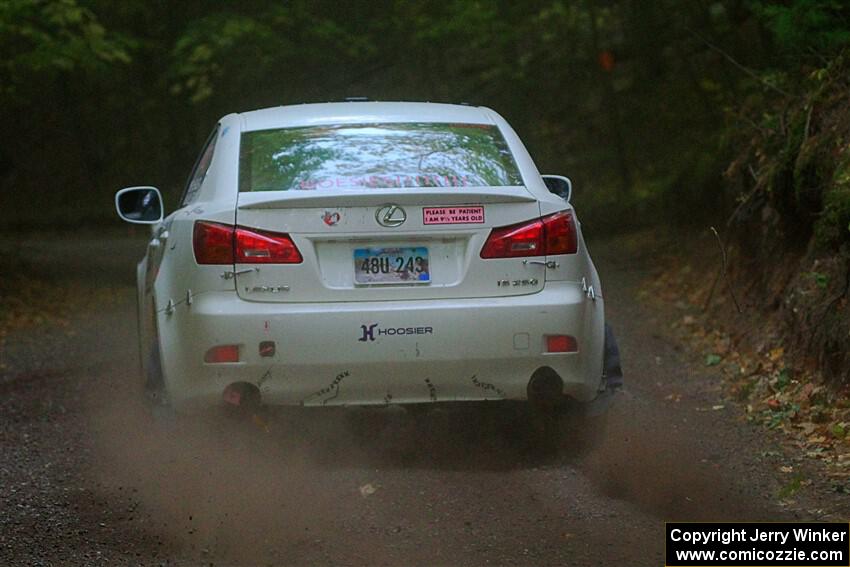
238,122 -> 523,192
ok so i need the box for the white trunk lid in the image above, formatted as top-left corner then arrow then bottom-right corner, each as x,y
234,187 -> 545,302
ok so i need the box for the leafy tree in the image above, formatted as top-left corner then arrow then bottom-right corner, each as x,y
752,0 -> 850,55
1,0 -> 848,230
0,0 -> 130,102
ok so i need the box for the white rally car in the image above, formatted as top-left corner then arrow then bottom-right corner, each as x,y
115,102 -> 618,422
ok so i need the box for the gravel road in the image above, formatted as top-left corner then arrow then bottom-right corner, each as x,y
1,233 -> 846,566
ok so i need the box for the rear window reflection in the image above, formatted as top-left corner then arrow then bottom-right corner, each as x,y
238,122 -> 523,192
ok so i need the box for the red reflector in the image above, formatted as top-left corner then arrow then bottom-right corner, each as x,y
259,341 -> 276,357
194,221 -> 235,265
235,227 -> 303,264
546,335 -> 577,353
204,345 -> 240,363
480,211 -> 577,259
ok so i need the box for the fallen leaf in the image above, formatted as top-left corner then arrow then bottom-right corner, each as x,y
251,414 -> 270,433
769,347 -> 785,362
359,483 -> 377,497
778,474 -> 804,499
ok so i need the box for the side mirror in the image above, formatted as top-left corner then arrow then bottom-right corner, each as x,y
541,175 -> 572,202
115,186 -> 164,224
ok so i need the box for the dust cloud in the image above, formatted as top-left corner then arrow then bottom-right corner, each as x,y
84,373 -> 772,564
581,400 -> 774,521
84,378 -> 545,564
86,377 -> 378,564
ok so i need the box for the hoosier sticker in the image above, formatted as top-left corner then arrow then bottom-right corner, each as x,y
422,206 -> 485,225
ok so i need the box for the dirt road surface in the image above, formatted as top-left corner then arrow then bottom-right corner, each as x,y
1,233 -> 847,566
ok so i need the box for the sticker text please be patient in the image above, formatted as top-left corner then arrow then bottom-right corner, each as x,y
423,206 -> 485,225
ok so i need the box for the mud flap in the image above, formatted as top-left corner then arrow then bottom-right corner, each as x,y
145,342 -> 164,393
578,323 -> 623,417
602,323 -> 623,389
583,385 -> 618,418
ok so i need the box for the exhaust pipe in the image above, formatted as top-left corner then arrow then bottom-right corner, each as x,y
222,382 -> 261,409
527,367 -> 564,408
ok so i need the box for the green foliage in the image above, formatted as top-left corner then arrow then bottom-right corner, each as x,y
815,152 -> 850,247
808,272 -> 830,288
169,4 -> 374,104
764,401 -> 801,429
725,42 -> 850,251
752,0 -> 850,54
1,0 -> 849,232
776,367 -> 792,390
170,13 -> 275,103
0,0 -> 130,100
778,473 -> 805,498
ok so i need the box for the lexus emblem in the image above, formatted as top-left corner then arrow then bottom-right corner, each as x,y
375,204 -> 406,227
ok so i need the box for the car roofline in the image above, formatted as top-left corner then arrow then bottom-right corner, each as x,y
231,101 -> 499,132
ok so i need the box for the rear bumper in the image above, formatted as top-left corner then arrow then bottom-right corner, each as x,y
158,281 -> 605,408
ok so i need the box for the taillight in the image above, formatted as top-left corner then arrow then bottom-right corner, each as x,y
194,221 -> 234,264
542,211 -> 577,255
480,218 -> 544,258
193,221 -> 302,265
480,211 -> 577,259
235,226 -> 302,264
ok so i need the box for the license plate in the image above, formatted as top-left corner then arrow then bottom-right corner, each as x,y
353,247 -> 430,285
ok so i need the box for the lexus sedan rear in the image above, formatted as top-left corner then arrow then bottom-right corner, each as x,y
115,102 -> 614,418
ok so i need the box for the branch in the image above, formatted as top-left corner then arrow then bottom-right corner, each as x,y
684,27 -> 793,98
710,226 -> 743,314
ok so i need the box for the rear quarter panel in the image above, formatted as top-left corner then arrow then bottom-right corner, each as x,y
154,121 -> 240,395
